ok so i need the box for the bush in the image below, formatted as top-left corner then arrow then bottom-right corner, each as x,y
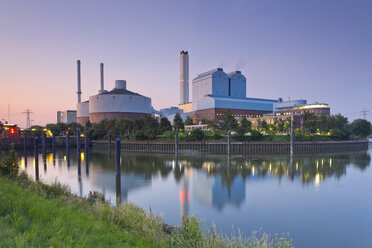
87,191 -> 105,203
187,129 -> 205,141
0,146 -> 19,178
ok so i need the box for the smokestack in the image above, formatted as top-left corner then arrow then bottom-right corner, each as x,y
99,63 -> 106,94
77,60 -> 82,103
180,51 -> 189,105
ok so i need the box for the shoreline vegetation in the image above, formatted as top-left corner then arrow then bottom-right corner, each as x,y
28,110 -> 370,144
0,148 -> 294,248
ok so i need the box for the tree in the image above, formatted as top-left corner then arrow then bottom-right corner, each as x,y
185,116 -> 193,125
173,113 -> 184,132
236,117 -> 251,137
277,119 -> 286,133
351,119 -> 372,138
301,111 -> 318,134
205,119 -> 219,135
317,114 -> 329,134
188,128 -> 205,141
258,119 -> 268,132
221,109 -> 238,131
143,115 -> 159,138
159,117 -> 172,134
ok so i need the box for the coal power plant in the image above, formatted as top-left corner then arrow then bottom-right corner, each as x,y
75,60 -> 152,125
64,51 -> 329,126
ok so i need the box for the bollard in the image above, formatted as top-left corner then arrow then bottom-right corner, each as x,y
77,153 -> 81,176
290,118 -> 295,156
65,132 -> 70,153
23,131 -> 27,160
109,136 -> 112,154
42,132 -> 46,155
34,137 -> 39,181
23,131 -> 27,150
115,138 -> 121,175
227,131 -> 231,156
175,131 -> 178,153
290,130 -> 295,156
116,173 -> 121,205
84,130 -> 89,155
52,134 -> 56,152
77,128 -> 81,155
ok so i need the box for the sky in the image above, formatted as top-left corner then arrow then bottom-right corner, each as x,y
0,0 -> 371,127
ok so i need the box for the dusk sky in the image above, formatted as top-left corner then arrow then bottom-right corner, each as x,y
1,0 -> 371,127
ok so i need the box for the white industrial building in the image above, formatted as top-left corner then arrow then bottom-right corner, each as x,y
191,68 -> 277,122
57,110 -> 77,124
75,61 -> 152,125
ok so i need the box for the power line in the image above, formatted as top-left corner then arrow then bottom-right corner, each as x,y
22,109 -> 34,128
360,108 -> 370,120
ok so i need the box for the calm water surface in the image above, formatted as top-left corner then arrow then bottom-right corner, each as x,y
19,146 -> 372,248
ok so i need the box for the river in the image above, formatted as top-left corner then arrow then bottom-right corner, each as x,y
19,146 -> 372,248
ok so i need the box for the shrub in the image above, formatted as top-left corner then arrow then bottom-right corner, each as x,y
0,146 -> 19,178
187,129 -> 205,141
87,191 -> 105,203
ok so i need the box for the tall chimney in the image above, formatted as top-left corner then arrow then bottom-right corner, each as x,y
77,60 -> 82,103
99,63 -> 105,94
180,51 -> 189,105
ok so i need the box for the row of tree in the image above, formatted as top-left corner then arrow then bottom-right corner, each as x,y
34,109 -> 371,141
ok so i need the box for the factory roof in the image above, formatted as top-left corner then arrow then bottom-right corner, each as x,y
227,71 -> 241,76
193,68 -> 224,81
100,88 -> 143,96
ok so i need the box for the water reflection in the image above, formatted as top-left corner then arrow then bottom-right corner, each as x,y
18,148 -> 372,248
21,149 -> 370,209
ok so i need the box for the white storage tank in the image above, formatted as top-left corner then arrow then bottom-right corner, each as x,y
77,101 -> 90,125
89,80 -> 152,123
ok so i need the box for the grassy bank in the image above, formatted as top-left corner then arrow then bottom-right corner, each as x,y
0,149 -> 293,247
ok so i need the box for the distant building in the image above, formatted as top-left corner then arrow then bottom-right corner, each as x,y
75,61 -> 153,125
184,124 -> 208,131
57,110 -> 77,124
248,99 -> 330,129
274,99 -> 330,117
191,68 -> 277,122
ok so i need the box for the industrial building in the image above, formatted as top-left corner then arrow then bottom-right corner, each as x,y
248,99 -> 331,129
75,61 -> 152,125
57,110 -> 77,124
273,99 -> 330,117
191,68 -> 277,122
160,51 -> 279,123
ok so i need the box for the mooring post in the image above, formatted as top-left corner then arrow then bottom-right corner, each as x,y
108,135 -> 112,154
42,132 -> 46,153
290,118 -> 295,156
115,138 -> 121,175
116,173 -> 122,205
34,137 -> 39,181
23,131 -> 27,155
227,131 -> 231,156
52,133 -> 56,152
175,131 -> 178,153
65,132 -> 70,153
84,130 -> 89,155
77,128 -> 81,155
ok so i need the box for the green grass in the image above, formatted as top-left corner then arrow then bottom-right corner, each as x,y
0,176 -> 160,247
0,170 -> 294,248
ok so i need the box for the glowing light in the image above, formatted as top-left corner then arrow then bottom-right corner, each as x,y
63,156 -> 66,161
329,158 -> 332,167
80,152 -> 85,161
21,158 -> 25,169
252,167 -> 255,176
296,162 -> 298,171
315,173 -> 322,186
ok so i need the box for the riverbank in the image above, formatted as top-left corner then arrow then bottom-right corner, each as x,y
0,172 -> 293,248
92,139 -> 369,155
